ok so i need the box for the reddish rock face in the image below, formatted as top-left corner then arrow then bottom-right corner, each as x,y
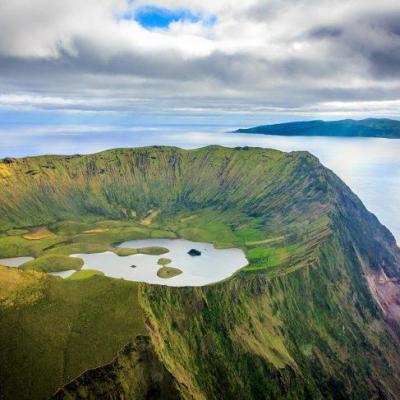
366,269 -> 400,334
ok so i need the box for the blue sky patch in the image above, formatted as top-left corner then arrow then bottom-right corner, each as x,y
120,6 -> 216,29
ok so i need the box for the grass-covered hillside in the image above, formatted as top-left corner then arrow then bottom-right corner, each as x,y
0,146 -> 400,399
0,266 -> 146,400
0,146 -> 328,232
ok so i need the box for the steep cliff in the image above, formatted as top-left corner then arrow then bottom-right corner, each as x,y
0,146 -> 399,399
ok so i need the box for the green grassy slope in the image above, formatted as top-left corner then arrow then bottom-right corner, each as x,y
0,146 -> 399,399
141,234 -> 400,399
0,146 -> 326,232
0,267 -> 146,400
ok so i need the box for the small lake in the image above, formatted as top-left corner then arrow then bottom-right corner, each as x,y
71,238 -> 248,287
50,270 -> 76,278
0,256 -> 33,267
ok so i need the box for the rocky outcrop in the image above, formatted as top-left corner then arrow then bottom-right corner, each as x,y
366,269 -> 400,337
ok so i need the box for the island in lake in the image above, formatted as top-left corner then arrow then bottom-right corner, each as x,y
234,118 -> 400,138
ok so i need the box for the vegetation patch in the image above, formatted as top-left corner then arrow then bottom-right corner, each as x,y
137,246 -> 169,255
140,209 -> 160,226
49,221 -> 92,235
112,246 -> 169,257
23,227 -> 55,241
113,247 -> 138,256
67,269 -> 105,280
6,228 -> 29,236
83,228 -> 110,234
180,215 -> 197,223
20,255 -> 84,273
245,235 -> 286,247
0,266 -> 45,308
157,258 -> 172,266
43,225 -> 171,257
0,234 -> 61,258
0,163 -> 12,178
157,266 -> 182,279
150,229 -> 177,239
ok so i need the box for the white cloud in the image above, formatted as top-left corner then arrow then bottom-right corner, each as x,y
0,0 -> 400,118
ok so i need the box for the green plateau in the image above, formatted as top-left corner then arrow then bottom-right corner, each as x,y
0,145 -> 399,400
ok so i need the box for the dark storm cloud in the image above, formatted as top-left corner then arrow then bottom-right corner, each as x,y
0,47 -> 345,97
305,8 -> 400,79
308,26 -> 342,39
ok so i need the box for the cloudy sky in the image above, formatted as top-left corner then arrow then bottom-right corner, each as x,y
1,0 -> 400,126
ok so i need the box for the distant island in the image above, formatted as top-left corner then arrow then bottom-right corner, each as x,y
234,118 -> 400,138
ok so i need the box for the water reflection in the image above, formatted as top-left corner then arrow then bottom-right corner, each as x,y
71,238 -> 248,287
